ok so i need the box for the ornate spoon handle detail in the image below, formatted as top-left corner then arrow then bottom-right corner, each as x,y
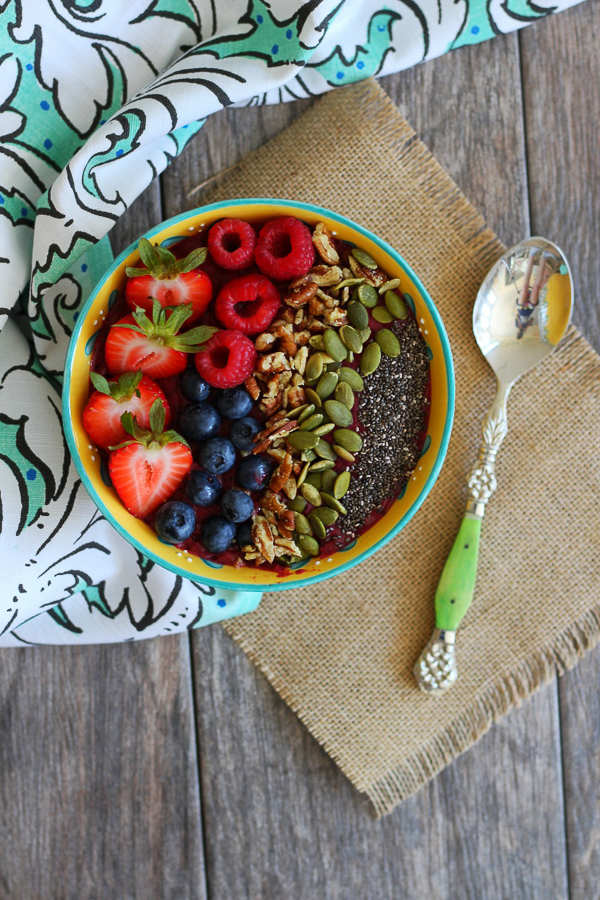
414,381 -> 510,694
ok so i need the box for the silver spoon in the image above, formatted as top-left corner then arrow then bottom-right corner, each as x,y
414,237 -> 574,694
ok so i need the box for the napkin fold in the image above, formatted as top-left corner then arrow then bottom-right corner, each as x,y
0,0 -> 585,645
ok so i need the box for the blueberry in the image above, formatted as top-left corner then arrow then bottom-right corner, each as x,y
200,516 -> 235,553
179,402 -> 221,442
155,501 -> 196,544
229,416 -> 261,450
236,520 -> 253,546
221,489 -> 254,523
215,388 -> 254,420
197,436 -> 236,475
185,470 -> 221,506
236,454 -> 273,491
180,369 -> 211,403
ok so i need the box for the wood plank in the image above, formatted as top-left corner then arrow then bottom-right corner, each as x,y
0,188 -> 207,900
520,4 -> 600,897
162,29 -> 570,900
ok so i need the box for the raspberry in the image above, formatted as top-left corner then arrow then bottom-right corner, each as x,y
215,273 -> 280,334
195,330 -> 257,389
255,216 -> 315,280
207,218 -> 256,270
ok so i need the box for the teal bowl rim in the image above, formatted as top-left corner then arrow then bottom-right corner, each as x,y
63,198 -> 455,592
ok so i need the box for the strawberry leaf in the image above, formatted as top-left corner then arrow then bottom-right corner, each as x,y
125,266 -> 151,278
149,398 -> 165,434
158,429 -> 190,449
138,237 -> 160,272
155,245 -> 177,270
90,372 -> 111,395
114,370 -> 143,401
120,411 -> 135,437
175,326 -> 218,346
176,246 -> 207,274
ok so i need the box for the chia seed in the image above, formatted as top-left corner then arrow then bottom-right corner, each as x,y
340,316 -> 430,536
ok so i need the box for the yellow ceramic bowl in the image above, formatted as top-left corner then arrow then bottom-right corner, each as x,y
63,199 -> 454,591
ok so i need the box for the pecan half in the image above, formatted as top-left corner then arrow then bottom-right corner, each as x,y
309,264 -> 343,286
312,222 -> 340,265
283,282 -> 319,309
245,376 -> 261,401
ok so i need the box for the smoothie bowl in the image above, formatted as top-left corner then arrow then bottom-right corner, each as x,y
63,200 -> 454,592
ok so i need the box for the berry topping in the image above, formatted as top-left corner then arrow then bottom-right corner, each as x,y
108,400 -> 192,518
235,454 -> 272,492
195,329 -> 256,389
215,387 -> 254,420
179,368 -> 211,403
185,470 -> 222,507
214,273 -> 280,334
255,216 -> 315,280
178,402 -> 221,442
155,501 -> 196,544
207,218 -> 257,270
220,489 -> 254,523
105,300 -> 217,380
200,516 -> 236,554
125,238 -> 212,323
83,371 -> 171,450
236,520 -> 253,547
197,436 -> 236,475
229,416 -> 261,450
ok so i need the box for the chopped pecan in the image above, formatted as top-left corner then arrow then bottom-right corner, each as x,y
309,296 -> 327,317
282,476 -> 297,500
267,447 -> 287,462
283,281 -> 319,309
255,332 -> 277,352
270,453 -> 294,493
252,516 -> 275,563
295,329 -> 311,346
259,395 -> 283,417
287,385 -> 306,408
245,376 -> 261,401
324,307 -> 348,327
273,536 -> 302,557
281,308 -> 296,324
288,273 -> 312,290
313,222 -> 340,265
256,351 -> 290,374
253,418 -> 298,453
309,264 -> 343,286
273,322 -> 297,356
293,346 -> 309,375
263,374 -> 280,399
294,309 -> 305,327
348,254 -> 387,287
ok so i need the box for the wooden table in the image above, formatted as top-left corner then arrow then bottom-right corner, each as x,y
1,4 -> 598,897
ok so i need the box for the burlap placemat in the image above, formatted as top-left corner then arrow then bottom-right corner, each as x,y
204,79 -> 600,816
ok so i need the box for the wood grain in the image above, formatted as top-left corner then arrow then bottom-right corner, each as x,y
0,189 -> 206,900
161,30 -> 571,900
520,4 -> 600,897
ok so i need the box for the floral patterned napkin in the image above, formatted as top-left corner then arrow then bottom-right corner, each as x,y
0,0 -> 582,646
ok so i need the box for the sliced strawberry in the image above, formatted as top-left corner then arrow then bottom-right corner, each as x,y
125,238 -> 213,323
108,400 -> 193,519
83,371 -> 171,449
104,301 -> 218,379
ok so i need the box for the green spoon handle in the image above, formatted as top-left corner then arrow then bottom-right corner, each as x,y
435,515 -> 482,630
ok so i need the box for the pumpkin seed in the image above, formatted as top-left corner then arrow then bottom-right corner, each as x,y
288,430 -> 319,451
359,327 -> 372,343
339,325 -> 363,354
384,291 -> 408,320
354,283 -> 378,308
321,469 -> 337,493
323,399 -> 353,427
351,247 -> 378,269
315,371 -> 339,400
286,403 -> 309,420
360,341 -> 382,376
299,413 -> 324,431
297,404 -> 316,424
334,382 -> 354,410
308,513 -> 327,540
372,305 -> 394,324
323,328 -> 347,362
312,506 -> 339,527
309,459 -> 336,472
288,496 -> 307,513
309,334 -> 326,350
378,278 -> 401,294
334,277 -> 365,291
375,328 -> 401,357
338,367 -> 365,391
301,449 -> 317,462
315,438 -> 337,461
334,471 -> 351,499
298,535 -> 320,556
305,472 -> 323,490
347,300 -> 369,330
305,387 -> 322,408
294,513 -> 313,536
333,428 -> 363,452
305,354 -> 324,383
300,483 -> 322,506
313,423 -> 336,437
320,492 -> 348,515
346,350 -> 354,364
333,444 -> 356,462
326,360 -> 342,371
297,461 -> 310,488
